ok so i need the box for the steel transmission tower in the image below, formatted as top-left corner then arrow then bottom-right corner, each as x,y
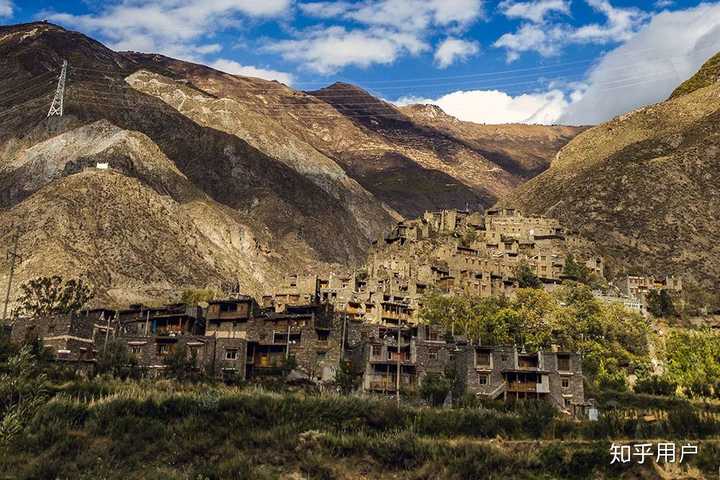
47,59 -> 68,117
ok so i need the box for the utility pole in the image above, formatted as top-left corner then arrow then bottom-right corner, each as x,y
2,226 -> 21,323
47,59 -> 68,117
341,312 -> 347,360
103,311 -> 114,354
285,320 -> 291,359
396,323 -> 401,406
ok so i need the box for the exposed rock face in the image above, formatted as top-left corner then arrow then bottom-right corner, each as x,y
501,52 -> 720,291
0,22 -> 579,306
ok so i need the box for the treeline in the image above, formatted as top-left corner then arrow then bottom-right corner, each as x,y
421,282 -> 720,399
421,283 -> 650,391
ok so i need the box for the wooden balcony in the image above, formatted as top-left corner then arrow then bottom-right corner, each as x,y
506,382 -> 540,393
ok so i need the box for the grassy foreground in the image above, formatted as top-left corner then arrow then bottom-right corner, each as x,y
2,377 -> 720,480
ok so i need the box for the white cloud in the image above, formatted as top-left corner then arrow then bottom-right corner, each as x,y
654,0 -> 674,8
395,88 -> 569,124
494,24 -> 568,62
494,0 -> 647,62
570,0 -> 647,44
300,0 -> 484,32
45,0 -> 291,61
434,38 -> 480,68
561,2 -> 720,125
499,0 -> 570,23
210,59 -> 294,84
300,1 -> 354,18
0,0 -> 13,18
266,25 -> 428,74
286,0 -> 484,72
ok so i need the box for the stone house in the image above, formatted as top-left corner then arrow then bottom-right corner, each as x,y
617,275 -> 683,303
456,345 -> 585,414
9,308 -> 115,361
348,323 -> 453,394
240,303 -> 342,381
261,274 -> 319,310
204,297 -> 257,338
121,334 -> 247,377
117,303 -> 204,337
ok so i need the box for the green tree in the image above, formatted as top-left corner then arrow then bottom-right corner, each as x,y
419,373 -> 453,407
664,329 -> 720,398
514,262 -> 542,289
96,339 -> 139,379
634,373 -> 677,396
647,289 -> 677,318
17,276 -> 94,317
163,344 -> 197,381
181,288 -> 220,306
421,284 -> 652,390
0,346 -> 47,448
335,360 -> 359,395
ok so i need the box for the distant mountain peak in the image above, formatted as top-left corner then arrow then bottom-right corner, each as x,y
399,103 -> 458,123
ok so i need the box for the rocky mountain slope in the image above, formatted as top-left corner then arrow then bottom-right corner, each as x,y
501,53 -> 720,291
0,22 -> 580,306
399,104 -> 585,179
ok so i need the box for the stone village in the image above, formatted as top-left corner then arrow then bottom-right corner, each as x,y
5,208 -> 681,417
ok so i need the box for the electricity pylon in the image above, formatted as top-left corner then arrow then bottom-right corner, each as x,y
47,59 -> 68,117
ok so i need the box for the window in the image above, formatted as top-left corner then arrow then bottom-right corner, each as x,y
475,350 -> 491,368
157,344 -> 171,356
274,332 -> 302,344
429,351 -> 438,360
225,349 -> 239,360
557,354 -> 571,371
561,378 -> 570,389
130,346 -> 142,354
371,345 -> 381,358
478,374 -> 489,385
317,351 -> 326,360
564,398 -> 572,408
220,303 -> 236,312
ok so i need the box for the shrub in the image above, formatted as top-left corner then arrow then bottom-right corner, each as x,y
634,374 -> 677,396
647,289 -> 677,318
96,339 -> 139,379
419,373 -> 452,407
515,262 -> 542,289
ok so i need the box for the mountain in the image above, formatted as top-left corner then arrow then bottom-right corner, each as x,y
399,104 -> 586,179
500,52 -> 720,292
0,22 -> 580,306
670,52 -> 720,99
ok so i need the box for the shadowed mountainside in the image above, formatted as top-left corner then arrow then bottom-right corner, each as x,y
501,52 -> 720,291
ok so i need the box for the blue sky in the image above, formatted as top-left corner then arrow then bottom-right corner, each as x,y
3,0 -> 720,124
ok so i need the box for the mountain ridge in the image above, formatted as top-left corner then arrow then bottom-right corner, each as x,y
500,51 -> 720,292
0,21 -> 583,306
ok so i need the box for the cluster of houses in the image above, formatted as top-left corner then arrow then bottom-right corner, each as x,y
7,292 -> 586,414
263,208 -> 605,328
3,209 -> 684,415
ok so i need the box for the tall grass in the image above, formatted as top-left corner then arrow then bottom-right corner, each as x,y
2,379 -> 720,479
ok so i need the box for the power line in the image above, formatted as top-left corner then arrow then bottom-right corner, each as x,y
67,66 -> 686,119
